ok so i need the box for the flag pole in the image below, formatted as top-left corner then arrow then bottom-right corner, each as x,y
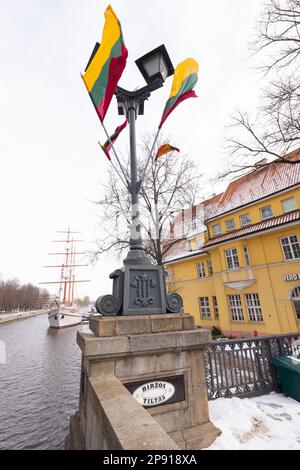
139,127 -> 161,187
80,73 -> 130,189
105,151 -> 130,191
100,121 -> 130,188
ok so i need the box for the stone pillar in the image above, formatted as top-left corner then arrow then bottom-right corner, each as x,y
71,313 -> 220,450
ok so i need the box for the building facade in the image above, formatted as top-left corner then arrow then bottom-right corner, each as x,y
165,151 -> 300,337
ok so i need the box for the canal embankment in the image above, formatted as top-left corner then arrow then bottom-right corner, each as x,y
0,310 -> 47,324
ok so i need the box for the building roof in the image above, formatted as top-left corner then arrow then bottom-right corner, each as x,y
204,209 -> 300,248
205,149 -> 300,220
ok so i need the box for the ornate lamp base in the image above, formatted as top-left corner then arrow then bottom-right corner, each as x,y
95,264 -> 183,316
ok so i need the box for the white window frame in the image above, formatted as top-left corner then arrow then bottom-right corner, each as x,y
225,218 -> 235,231
208,259 -> 213,277
280,235 -> 300,260
240,213 -> 251,226
212,223 -> 222,236
212,296 -> 219,319
197,262 -> 206,279
281,197 -> 297,213
243,246 -> 251,267
228,294 -> 244,321
245,293 -> 264,322
198,297 -> 211,319
225,248 -> 240,270
291,286 -> 300,321
260,205 -> 273,220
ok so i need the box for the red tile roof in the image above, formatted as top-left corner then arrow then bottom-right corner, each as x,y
204,209 -> 300,248
205,149 -> 300,220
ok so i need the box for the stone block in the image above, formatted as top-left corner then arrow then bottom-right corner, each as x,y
151,314 -> 182,333
179,329 -> 211,348
153,408 -> 191,434
116,316 -> 151,335
190,384 -> 210,426
88,360 -> 115,378
89,317 -> 116,337
188,350 -> 206,385
77,332 -> 128,357
183,422 -> 221,450
181,314 -> 195,330
128,332 -> 179,353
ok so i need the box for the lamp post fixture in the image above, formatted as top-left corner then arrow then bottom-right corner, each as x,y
95,45 -> 183,316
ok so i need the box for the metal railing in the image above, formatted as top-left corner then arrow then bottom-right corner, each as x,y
204,333 -> 300,400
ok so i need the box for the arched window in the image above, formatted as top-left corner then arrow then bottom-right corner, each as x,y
291,286 -> 300,321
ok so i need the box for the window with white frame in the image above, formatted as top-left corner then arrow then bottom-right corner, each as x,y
212,296 -> 219,319
198,297 -> 211,319
280,235 -> 300,260
260,205 -> 273,220
208,259 -> 213,277
245,293 -> 264,322
197,262 -> 206,278
243,246 -> 251,267
282,197 -> 297,213
212,223 -> 222,236
225,248 -> 240,269
228,294 -> 244,321
291,286 -> 300,321
226,218 -> 235,231
240,213 -> 251,226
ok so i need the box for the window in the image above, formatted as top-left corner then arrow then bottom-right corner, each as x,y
197,262 -> 206,278
240,213 -> 251,226
208,259 -> 213,277
212,223 -> 221,236
226,219 -> 235,231
225,248 -> 240,269
260,205 -> 273,220
291,286 -> 300,321
212,296 -> 219,319
280,235 -> 300,260
243,246 -> 251,267
228,295 -> 244,321
245,293 -> 264,322
282,197 -> 297,213
198,297 -> 211,319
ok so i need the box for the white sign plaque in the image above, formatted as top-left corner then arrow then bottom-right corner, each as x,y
132,380 -> 175,407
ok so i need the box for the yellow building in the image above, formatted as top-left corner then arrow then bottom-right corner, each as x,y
165,150 -> 300,337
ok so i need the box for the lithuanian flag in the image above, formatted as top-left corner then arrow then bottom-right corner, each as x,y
158,58 -> 198,129
98,119 -> 128,160
155,144 -> 180,161
82,5 -> 128,122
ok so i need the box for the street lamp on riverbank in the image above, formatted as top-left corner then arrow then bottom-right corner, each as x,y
95,44 -> 183,316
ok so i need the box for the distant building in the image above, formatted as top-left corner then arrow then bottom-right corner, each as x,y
164,149 -> 300,337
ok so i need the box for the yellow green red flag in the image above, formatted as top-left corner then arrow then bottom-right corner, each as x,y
158,58 -> 198,129
155,144 -> 180,161
98,119 -> 128,160
82,5 -> 128,122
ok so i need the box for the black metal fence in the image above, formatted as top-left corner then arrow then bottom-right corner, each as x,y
204,333 -> 300,400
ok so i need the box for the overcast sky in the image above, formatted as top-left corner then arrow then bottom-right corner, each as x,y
0,0 -> 265,300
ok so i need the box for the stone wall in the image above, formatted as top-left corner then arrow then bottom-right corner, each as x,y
66,313 -> 220,450
68,375 -> 179,450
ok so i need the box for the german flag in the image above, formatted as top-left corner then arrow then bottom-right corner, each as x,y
98,119 -> 128,160
82,5 -> 128,122
155,144 -> 180,161
159,58 -> 198,129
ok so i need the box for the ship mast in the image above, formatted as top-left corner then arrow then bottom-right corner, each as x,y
40,228 -> 90,304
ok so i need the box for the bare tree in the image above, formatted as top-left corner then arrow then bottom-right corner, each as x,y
91,133 -> 202,265
224,0 -> 300,177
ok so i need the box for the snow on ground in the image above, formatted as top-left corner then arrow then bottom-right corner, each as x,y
206,393 -> 300,450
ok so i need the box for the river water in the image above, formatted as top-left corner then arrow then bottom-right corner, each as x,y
0,314 -> 89,449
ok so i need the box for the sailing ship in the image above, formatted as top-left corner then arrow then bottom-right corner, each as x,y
40,229 -> 90,329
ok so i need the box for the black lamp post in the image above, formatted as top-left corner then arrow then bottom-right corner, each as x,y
95,45 -> 183,316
